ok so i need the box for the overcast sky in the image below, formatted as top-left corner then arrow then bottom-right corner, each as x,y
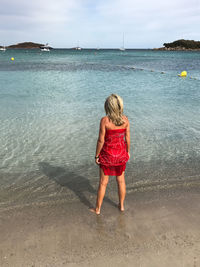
0,0 -> 200,48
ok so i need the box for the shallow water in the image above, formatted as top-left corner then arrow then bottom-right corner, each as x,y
0,49 -> 200,209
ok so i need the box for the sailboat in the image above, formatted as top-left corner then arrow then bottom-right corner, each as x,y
119,33 -> 125,51
75,41 -> 82,50
0,46 -> 6,51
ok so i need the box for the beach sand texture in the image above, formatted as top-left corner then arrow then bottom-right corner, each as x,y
0,182 -> 200,267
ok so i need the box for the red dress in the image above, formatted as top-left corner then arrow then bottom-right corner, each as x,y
99,128 -> 129,176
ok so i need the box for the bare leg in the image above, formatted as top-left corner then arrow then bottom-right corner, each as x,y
116,172 -> 126,211
90,168 -> 109,215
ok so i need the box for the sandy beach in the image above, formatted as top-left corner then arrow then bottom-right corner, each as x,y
1,48 -> 200,266
0,178 -> 200,267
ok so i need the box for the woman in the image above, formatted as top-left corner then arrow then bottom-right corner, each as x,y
91,94 -> 130,215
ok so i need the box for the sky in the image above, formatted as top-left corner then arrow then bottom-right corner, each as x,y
0,0 -> 200,48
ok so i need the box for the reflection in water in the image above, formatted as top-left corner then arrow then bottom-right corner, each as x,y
116,213 -> 126,232
94,211 -> 127,237
95,215 -> 105,235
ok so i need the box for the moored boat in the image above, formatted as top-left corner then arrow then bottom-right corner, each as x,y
40,43 -> 51,52
0,46 -> 6,51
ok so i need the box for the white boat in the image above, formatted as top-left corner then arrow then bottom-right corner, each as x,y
75,41 -> 82,50
119,33 -> 126,51
41,47 -> 50,52
71,46 -> 82,50
0,46 -> 6,51
40,43 -> 50,51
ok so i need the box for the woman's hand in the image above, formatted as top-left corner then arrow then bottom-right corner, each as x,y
95,156 -> 100,165
128,152 -> 130,159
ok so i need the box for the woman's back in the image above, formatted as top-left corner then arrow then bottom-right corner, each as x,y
99,115 -> 129,176
92,94 -> 130,214
102,115 -> 129,130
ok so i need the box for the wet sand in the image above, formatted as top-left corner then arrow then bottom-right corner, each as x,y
0,183 -> 200,267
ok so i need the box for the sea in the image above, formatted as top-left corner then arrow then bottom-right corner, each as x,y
0,49 -> 200,211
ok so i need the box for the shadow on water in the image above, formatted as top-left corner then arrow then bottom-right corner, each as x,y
38,162 -> 116,209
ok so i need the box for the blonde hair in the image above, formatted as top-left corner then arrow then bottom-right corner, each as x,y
104,94 -> 124,126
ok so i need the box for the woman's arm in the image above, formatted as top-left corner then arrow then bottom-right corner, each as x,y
95,118 -> 106,164
125,119 -> 130,156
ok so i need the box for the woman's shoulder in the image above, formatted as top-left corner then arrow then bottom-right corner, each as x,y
122,114 -> 128,120
100,116 -> 109,123
122,115 -> 129,125
99,116 -> 109,127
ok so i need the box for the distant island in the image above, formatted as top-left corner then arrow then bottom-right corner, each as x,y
1,40 -> 200,50
0,42 -> 53,49
155,39 -> 200,51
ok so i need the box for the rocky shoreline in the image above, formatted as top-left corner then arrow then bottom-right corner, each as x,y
154,46 -> 200,51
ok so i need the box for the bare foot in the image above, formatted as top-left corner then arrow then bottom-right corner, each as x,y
118,204 -> 125,212
90,208 -> 100,215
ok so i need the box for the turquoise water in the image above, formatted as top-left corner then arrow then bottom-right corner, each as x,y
0,49 -> 200,209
